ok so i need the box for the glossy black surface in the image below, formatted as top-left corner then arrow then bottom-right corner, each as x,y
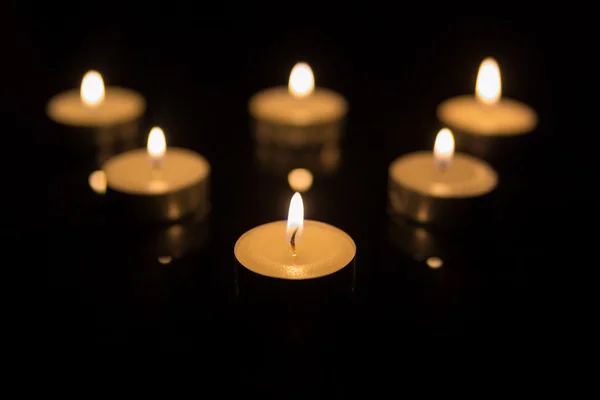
7,8 -> 584,379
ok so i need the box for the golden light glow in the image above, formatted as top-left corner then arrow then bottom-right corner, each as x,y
158,256 -> 172,265
287,168 -> 313,192
88,170 -> 107,194
80,70 -> 105,106
426,256 -> 443,269
475,57 -> 502,105
287,192 -> 304,238
147,126 -> 166,160
433,128 -> 455,170
288,62 -> 314,98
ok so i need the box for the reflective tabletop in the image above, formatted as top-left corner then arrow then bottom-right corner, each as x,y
6,11 -> 579,383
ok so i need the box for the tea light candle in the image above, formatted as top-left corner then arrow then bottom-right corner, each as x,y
235,193 -> 355,280
388,128 -> 497,226
103,127 -> 210,222
47,70 -> 145,128
437,58 -> 537,136
46,70 -> 146,166
248,62 -> 348,147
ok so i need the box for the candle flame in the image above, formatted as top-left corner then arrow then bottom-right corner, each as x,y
288,62 -> 314,98
287,192 -> 304,255
475,57 -> 502,105
147,126 -> 166,162
433,128 -> 455,170
80,70 -> 105,106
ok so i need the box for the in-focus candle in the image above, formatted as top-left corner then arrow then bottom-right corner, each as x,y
234,193 -> 356,311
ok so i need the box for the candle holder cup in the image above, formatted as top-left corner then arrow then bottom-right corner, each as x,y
253,116 -> 345,148
388,177 -> 494,230
105,178 -> 210,224
234,257 -> 356,317
444,125 -> 534,170
254,136 -> 342,177
56,121 -> 142,170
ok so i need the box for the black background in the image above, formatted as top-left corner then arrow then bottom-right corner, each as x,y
3,3 -> 588,384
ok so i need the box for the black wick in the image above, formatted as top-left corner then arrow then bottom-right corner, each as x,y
290,227 -> 299,256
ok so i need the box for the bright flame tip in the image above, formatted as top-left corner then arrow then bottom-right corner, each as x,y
147,126 -> 166,159
80,70 -> 105,106
475,57 -> 502,105
288,62 -> 315,98
433,128 -> 455,170
287,192 -> 304,230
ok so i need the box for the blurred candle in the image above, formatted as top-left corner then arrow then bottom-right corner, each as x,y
388,128 -> 497,225
103,127 -> 210,222
437,58 -> 537,136
47,70 -> 145,128
249,63 -> 347,126
234,192 -> 355,280
248,62 -> 348,147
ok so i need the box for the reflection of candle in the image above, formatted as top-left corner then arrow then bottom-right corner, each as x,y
437,58 -> 537,136
234,192 -> 355,280
103,127 -> 210,222
249,63 -> 347,126
388,128 -> 497,225
47,70 -> 145,128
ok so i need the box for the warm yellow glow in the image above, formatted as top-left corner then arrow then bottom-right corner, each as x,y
80,70 -> 105,106
287,192 -> 304,235
88,170 -> 107,194
147,126 -> 166,160
287,168 -> 313,192
158,256 -> 172,265
475,57 -> 502,105
288,62 -> 314,98
426,256 -> 443,269
433,128 -> 455,170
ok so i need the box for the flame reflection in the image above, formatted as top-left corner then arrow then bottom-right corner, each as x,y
255,140 -> 341,177
288,168 -> 313,192
88,170 -> 107,194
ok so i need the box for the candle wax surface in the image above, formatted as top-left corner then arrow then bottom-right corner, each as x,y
437,95 -> 537,136
389,151 -> 497,198
47,87 -> 146,127
234,220 -> 356,280
249,87 -> 348,126
103,147 -> 210,195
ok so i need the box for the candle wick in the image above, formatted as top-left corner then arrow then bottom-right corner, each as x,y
149,157 -> 163,180
290,227 -> 299,257
435,159 -> 451,172
151,167 -> 161,181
